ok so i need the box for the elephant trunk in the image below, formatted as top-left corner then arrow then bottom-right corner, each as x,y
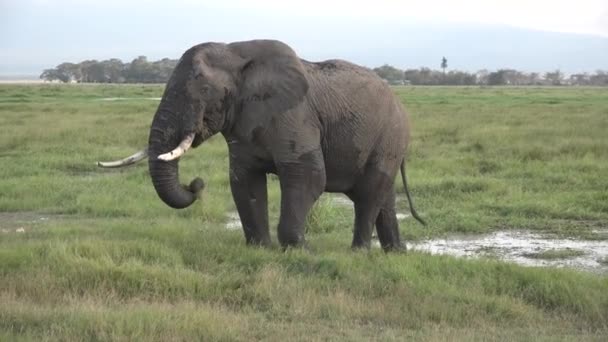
148,108 -> 204,209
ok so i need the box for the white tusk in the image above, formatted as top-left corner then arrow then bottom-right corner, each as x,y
158,133 -> 195,161
97,148 -> 148,168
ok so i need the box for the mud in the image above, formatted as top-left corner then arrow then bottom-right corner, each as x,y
222,195 -> 607,274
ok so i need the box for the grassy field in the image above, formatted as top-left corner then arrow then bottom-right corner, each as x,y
1,84 -> 607,340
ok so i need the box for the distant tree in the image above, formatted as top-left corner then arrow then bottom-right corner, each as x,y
544,69 -> 564,86
476,69 -> 489,85
40,62 -> 82,83
40,68 -> 68,82
81,60 -> 106,83
528,72 -> 541,85
43,57 -> 608,87
445,70 -> 476,85
487,70 -> 509,85
373,64 -> 405,84
126,56 -> 152,82
569,73 -> 589,86
589,70 -> 608,86
150,58 -> 178,82
40,57 -> 178,84
102,58 -> 127,83
79,60 -> 100,82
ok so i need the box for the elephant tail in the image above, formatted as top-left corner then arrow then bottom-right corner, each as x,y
400,160 -> 426,226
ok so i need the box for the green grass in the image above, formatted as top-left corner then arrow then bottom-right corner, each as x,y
1,84 -> 607,340
396,86 -> 608,240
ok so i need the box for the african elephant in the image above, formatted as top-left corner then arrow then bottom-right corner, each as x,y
99,39 -> 425,251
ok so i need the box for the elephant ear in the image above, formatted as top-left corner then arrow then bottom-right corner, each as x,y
231,40 -> 309,129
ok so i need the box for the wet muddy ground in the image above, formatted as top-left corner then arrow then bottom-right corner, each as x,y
406,230 -> 608,274
224,193 -> 608,274
0,212 -> 64,234
3,207 -> 605,274
97,97 -> 161,101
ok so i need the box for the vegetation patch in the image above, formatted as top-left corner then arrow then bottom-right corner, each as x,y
523,248 -> 586,260
1,85 -> 607,340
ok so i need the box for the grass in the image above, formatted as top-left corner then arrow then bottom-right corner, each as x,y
396,86 -> 608,240
523,248 -> 587,260
1,84 -> 607,340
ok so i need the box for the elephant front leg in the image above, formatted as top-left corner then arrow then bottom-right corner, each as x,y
230,168 -> 271,246
276,151 -> 326,249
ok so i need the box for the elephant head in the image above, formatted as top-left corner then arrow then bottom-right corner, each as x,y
99,40 -> 309,209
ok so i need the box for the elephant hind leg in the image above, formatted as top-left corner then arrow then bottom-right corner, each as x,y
351,199 -> 381,250
349,163 -> 400,250
375,191 -> 405,252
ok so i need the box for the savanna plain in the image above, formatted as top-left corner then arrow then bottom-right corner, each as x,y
0,84 -> 607,341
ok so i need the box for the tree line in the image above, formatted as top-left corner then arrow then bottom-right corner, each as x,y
40,57 -> 608,86
40,57 -> 177,83
373,64 -> 608,86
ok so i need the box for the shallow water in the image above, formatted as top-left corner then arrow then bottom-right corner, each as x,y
97,97 -> 161,101
225,212 -> 242,230
224,194 -> 607,274
0,212 -> 64,233
406,230 -> 608,274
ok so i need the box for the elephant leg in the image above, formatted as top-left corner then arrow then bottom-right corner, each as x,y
276,150 -> 326,248
350,162 -> 399,250
351,199 -> 381,250
230,168 -> 270,246
375,191 -> 405,252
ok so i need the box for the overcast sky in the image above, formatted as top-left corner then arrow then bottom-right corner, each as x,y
1,0 -> 607,74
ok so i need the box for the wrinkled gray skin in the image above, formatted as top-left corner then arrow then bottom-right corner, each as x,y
149,39 -> 423,251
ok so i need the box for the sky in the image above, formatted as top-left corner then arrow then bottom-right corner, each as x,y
1,0 -> 607,75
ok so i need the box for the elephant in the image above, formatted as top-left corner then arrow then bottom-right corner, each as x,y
98,39 -> 425,251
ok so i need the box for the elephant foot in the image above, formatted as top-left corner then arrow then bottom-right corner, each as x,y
245,235 -> 272,248
280,237 -> 309,252
278,228 -> 307,250
382,242 -> 407,253
350,241 -> 371,252
282,244 -> 314,256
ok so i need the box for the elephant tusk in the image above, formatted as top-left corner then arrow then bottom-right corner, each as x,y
97,148 -> 148,168
158,133 -> 195,161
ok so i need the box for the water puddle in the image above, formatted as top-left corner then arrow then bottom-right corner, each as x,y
405,230 -> 608,274
0,212 -> 64,233
96,97 -> 161,101
221,197 -> 607,274
225,212 -> 242,230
